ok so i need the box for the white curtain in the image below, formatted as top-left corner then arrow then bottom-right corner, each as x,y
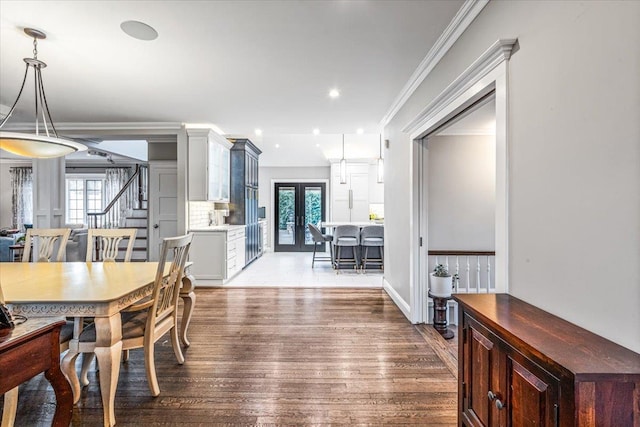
11,167 -> 33,230
104,167 -> 133,228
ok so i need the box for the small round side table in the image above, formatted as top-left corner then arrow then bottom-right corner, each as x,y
428,291 -> 454,340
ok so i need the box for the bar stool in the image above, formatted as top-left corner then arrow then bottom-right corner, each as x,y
333,225 -> 360,272
308,224 -> 333,268
360,225 -> 384,271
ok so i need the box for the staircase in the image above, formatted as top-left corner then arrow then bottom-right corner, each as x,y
87,164 -> 149,261
122,208 -> 148,261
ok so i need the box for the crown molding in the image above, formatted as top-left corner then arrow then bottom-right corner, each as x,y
0,158 -> 32,165
379,0 -> 490,128
0,122 -> 183,132
402,38 -> 517,134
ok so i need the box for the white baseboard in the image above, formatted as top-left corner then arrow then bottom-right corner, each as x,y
383,277 -> 411,321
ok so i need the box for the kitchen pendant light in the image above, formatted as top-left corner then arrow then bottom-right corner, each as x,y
340,134 -> 347,184
377,134 -> 384,183
0,28 -> 86,158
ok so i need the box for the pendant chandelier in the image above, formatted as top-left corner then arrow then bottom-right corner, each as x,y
340,134 -> 347,184
0,28 -> 86,158
377,134 -> 384,183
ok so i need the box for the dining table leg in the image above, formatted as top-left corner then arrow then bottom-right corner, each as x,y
93,314 -> 123,427
180,270 -> 196,347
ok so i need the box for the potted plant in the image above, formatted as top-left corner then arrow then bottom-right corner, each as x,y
429,264 -> 455,297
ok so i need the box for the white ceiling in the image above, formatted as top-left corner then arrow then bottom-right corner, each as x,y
0,0 -> 464,140
255,133 -> 383,168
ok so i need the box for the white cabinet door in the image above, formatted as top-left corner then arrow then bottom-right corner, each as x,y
235,236 -> 246,271
350,172 -> 370,221
207,140 -> 221,201
330,162 -> 371,221
187,128 -> 231,202
220,147 -> 230,201
189,232 -> 226,280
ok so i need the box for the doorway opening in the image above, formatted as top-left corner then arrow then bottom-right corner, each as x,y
274,182 -> 326,252
417,93 -> 497,323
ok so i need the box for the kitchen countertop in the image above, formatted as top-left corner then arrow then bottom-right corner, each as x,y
321,221 -> 383,228
188,224 -> 246,232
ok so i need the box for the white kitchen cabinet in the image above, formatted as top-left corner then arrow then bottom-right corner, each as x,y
187,128 -> 232,201
331,162 -> 370,222
189,226 -> 246,284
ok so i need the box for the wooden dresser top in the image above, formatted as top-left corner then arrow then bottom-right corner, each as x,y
453,293 -> 640,379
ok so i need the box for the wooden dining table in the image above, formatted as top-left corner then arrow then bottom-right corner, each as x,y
0,261 -> 186,427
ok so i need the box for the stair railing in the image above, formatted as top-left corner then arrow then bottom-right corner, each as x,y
428,250 -> 496,293
87,164 -> 147,229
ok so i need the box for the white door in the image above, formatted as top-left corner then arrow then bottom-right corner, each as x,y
148,161 -> 178,261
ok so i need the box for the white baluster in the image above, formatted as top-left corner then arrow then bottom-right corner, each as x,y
487,255 -> 492,293
476,256 -> 481,293
466,256 -> 471,293
455,256 -> 460,292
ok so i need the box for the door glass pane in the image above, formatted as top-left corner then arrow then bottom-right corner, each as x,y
278,187 -> 296,245
304,186 -> 322,245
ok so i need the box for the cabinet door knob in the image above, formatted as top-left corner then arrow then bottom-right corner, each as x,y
495,399 -> 505,410
487,391 -> 496,401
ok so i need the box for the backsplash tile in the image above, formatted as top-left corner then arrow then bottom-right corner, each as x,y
189,201 -> 215,228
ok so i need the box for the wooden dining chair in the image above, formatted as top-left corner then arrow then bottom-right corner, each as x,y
73,228 -> 139,384
68,234 -> 193,398
4,227 -> 74,425
85,228 -> 137,262
21,228 -> 71,262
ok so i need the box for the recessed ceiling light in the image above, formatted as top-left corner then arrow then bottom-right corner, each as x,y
275,144 -> 280,148
316,144 -> 320,147
329,89 -> 340,98
313,128 -> 320,135
356,128 -> 364,135
254,128 -> 262,136
121,20 -> 158,41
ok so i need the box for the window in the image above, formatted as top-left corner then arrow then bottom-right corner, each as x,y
65,175 -> 105,225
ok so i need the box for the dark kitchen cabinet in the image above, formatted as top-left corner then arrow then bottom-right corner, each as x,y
454,294 -> 640,427
228,138 -> 262,266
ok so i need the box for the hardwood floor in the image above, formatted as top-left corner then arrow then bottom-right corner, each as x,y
3,288 -> 458,426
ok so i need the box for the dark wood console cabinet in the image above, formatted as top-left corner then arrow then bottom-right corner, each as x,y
454,294 -> 640,427
228,138 -> 262,266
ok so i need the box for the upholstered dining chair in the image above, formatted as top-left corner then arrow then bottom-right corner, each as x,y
21,228 -> 71,262
333,225 -> 360,272
360,225 -> 384,271
85,228 -> 137,262
66,234 -> 193,398
308,223 -> 333,268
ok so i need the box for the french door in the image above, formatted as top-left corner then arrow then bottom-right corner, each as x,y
274,182 -> 326,252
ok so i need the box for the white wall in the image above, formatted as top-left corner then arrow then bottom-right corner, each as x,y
384,1 -> 640,352
258,166 -> 331,248
428,134 -> 495,251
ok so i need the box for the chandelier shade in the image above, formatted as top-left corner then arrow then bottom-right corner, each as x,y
0,28 -> 86,158
377,135 -> 384,183
340,134 -> 347,184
